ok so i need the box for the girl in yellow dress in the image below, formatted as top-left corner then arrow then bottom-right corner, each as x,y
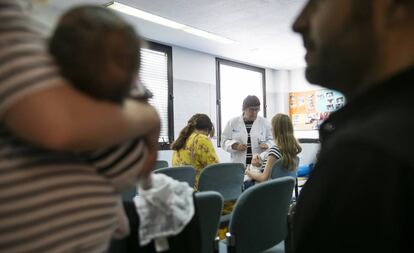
171,114 -> 219,189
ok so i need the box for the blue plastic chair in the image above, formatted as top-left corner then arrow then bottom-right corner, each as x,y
270,157 -> 299,179
195,191 -> 224,253
109,192 -> 223,253
297,163 -> 314,177
198,163 -> 245,226
154,160 -> 169,170
121,160 -> 173,200
198,163 -> 245,200
154,166 -> 196,188
121,187 -> 137,201
220,177 -> 295,253
270,157 -> 300,200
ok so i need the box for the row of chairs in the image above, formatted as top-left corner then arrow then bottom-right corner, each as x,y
219,177 -> 295,253
117,160 -> 299,252
155,163 -> 245,227
195,177 -> 295,253
154,160 -> 299,236
111,177 -> 294,253
154,157 -> 300,201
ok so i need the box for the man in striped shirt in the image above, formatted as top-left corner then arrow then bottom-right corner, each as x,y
0,1 -> 159,252
49,5 -> 159,241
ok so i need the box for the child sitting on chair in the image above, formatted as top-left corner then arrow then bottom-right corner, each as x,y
244,114 -> 302,190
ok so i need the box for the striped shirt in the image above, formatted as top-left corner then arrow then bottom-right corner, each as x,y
244,120 -> 253,165
0,2 -> 147,252
261,145 -> 282,170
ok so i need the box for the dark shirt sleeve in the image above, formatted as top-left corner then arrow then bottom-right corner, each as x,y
293,139 -> 413,253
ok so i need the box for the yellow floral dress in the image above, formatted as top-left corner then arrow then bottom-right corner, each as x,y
172,132 -> 219,189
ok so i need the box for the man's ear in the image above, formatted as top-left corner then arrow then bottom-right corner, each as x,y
384,0 -> 413,27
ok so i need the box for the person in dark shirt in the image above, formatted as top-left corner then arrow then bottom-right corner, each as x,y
291,1 -> 414,252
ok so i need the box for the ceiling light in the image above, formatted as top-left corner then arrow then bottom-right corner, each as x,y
107,1 -> 235,44
108,2 -> 185,29
181,26 -> 234,44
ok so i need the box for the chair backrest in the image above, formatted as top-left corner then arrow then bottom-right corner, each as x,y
228,177 -> 295,253
194,191 -> 223,253
121,187 -> 137,201
154,166 -> 196,188
197,163 -> 245,201
154,160 -> 169,170
109,194 -> 223,253
270,156 -> 300,179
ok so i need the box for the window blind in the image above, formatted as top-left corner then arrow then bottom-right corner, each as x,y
139,48 -> 169,142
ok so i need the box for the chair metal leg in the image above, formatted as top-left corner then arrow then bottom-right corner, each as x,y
294,177 -> 299,200
214,236 -> 220,253
285,202 -> 296,253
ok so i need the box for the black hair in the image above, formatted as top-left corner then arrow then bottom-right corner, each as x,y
49,5 -> 141,104
242,95 -> 261,110
170,114 -> 214,150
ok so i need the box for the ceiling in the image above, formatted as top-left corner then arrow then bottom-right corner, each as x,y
46,0 -> 307,69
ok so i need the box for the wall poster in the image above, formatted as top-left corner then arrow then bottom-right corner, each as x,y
289,89 -> 345,131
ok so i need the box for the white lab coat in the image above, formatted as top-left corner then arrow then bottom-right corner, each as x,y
221,115 -> 273,166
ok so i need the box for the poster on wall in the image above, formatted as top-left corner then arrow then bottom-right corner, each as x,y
289,89 -> 345,131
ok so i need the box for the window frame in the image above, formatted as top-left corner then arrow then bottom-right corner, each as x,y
215,58 -> 267,146
144,41 -> 174,146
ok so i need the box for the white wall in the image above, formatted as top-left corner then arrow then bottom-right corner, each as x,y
172,46 -> 216,139
289,68 -> 322,92
298,143 -> 319,166
266,69 -> 290,117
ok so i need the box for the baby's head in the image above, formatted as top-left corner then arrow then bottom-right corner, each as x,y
49,5 -> 142,104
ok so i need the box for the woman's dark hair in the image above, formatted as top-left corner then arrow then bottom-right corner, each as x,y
170,114 -> 214,150
242,95 -> 261,110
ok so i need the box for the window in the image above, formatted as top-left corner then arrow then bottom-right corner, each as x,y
138,42 -> 174,144
216,58 -> 266,145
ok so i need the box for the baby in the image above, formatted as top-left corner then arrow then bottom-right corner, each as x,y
49,5 -> 151,103
49,5 -> 152,238
243,152 -> 267,189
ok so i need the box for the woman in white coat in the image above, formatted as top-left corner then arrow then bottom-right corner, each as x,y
221,95 -> 273,166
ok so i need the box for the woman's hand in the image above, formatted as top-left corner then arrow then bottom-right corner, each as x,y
251,154 -> 261,167
259,143 -> 269,149
232,142 -> 247,151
